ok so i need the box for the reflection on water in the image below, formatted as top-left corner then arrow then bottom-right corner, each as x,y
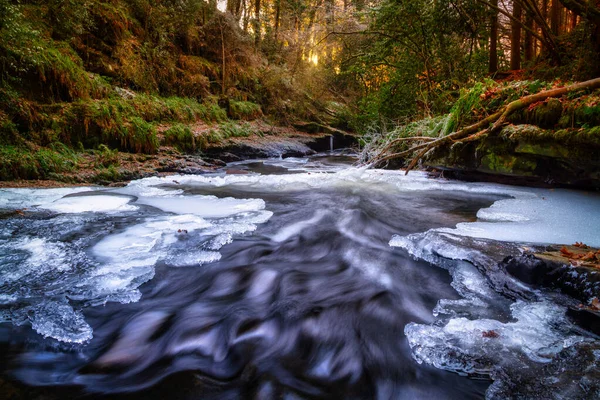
0,153 -> 598,399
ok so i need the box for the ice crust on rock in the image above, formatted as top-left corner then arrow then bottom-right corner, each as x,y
133,195 -> 266,218
389,184 -> 600,248
405,300 -> 585,375
384,172 -> 600,397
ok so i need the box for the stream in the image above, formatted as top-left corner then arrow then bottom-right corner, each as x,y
1,153 -> 599,399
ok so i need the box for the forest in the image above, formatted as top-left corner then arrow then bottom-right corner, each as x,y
0,0 -> 599,185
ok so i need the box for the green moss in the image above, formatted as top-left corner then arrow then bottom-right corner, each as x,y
0,144 -> 80,180
163,124 -> 196,152
480,152 -> 537,175
527,98 -> 563,128
122,117 -> 159,153
229,101 -> 262,120
515,142 -> 570,158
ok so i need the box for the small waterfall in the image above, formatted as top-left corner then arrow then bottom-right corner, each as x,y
330,135 -> 334,152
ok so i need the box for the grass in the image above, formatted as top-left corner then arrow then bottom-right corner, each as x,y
93,144 -> 120,168
26,94 -> 229,153
0,143 -> 80,180
122,117 -> 158,153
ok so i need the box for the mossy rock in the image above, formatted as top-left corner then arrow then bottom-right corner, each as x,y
425,123 -> 600,188
480,152 -> 537,176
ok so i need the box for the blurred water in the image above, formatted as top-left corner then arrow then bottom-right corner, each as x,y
0,153 -> 598,399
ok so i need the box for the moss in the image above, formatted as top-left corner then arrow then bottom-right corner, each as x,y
526,98 -> 563,128
480,152 -> 537,175
93,144 -> 120,167
163,124 -> 196,152
229,101 -> 262,120
515,142 -> 570,158
501,124 -> 600,148
0,144 -> 80,180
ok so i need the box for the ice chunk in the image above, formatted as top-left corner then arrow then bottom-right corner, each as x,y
445,189 -> 600,246
134,195 -> 266,218
0,187 -> 94,210
38,194 -> 136,214
29,301 -> 93,343
0,238 -> 70,283
405,300 -> 584,376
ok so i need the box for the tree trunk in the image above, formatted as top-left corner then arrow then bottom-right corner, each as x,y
489,0 -> 499,73
254,0 -> 261,46
541,0 -> 548,53
551,0 -> 561,35
524,11 -> 534,61
325,0 -> 334,64
511,1 -> 523,70
558,0 -> 600,25
274,0 -> 281,38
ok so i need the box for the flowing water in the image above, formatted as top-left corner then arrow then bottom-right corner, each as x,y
0,153 -> 599,399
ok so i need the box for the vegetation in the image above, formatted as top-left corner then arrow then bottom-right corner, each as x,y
0,0 -> 599,182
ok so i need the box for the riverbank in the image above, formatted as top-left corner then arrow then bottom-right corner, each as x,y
0,122 -> 357,187
362,80 -> 600,191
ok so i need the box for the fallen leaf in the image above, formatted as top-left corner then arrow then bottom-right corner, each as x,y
560,246 -> 575,257
482,330 -> 499,338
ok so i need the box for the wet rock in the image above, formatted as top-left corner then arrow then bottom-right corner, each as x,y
487,341 -> 600,400
501,248 -> 600,335
205,139 -> 317,160
501,249 -> 600,304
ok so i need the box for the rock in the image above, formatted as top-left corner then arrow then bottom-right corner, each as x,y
501,247 -> 600,335
488,341 -> 600,399
502,250 -> 600,304
425,125 -> 600,190
114,87 -> 136,99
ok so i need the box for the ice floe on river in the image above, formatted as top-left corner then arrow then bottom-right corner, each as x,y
0,183 -> 272,342
385,173 -> 600,398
